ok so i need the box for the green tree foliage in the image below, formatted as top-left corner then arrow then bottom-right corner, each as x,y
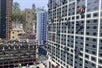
13,2 -> 20,11
12,2 -> 25,24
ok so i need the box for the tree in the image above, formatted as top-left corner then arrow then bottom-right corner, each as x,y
13,2 -> 20,11
12,10 -> 25,24
12,2 -> 25,24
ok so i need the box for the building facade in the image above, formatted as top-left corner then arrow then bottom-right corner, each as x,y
10,28 -> 25,40
47,0 -> 102,68
0,0 -> 12,40
37,11 -> 47,45
23,9 -> 33,33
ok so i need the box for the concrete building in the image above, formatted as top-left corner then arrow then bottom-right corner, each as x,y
23,9 -> 34,33
47,0 -> 102,68
10,28 -> 25,40
0,0 -> 12,40
36,11 -> 47,45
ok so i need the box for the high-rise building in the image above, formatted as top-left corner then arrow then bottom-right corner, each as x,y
23,9 -> 33,34
47,0 -> 102,68
0,0 -> 12,40
37,11 -> 47,45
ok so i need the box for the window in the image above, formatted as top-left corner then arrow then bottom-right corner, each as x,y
77,0 -> 80,2
71,36 -> 73,38
100,53 -> 102,56
76,16 -> 79,19
98,66 -> 102,68
94,19 -> 98,23
99,59 -> 102,64
100,47 -> 102,49
78,63 -> 82,67
92,51 -> 96,55
72,17 -> 74,20
93,26 -> 97,29
100,39 -> 102,43
87,20 -> 90,23
76,36 -> 78,38
81,15 -> 84,18
93,38 -> 96,42
92,45 -> 96,48
93,32 -> 97,35
87,26 -> 90,29
86,49 -> 89,52
76,41 -> 78,44
91,63 -> 96,66
100,33 -> 102,36
67,48 -> 69,51
85,66 -> 88,68
86,38 -> 89,40
87,14 -> 91,18
71,49 -> 73,52
12,32 -> 14,34
12,36 -> 14,38
65,18 -> 67,20
86,32 -> 89,35
91,56 -> 96,61
93,12 -> 98,17
80,42 -> 83,45
85,55 -> 89,58
81,21 -> 84,23
85,60 -> 88,63
80,48 -> 83,50
68,17 -> 70,20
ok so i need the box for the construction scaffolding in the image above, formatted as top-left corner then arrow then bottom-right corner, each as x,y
0,43 -> 37,68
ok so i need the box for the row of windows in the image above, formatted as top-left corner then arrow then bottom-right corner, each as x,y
49,34 -> 102,43
49,11 -> 101,21
47,44 -> 102,68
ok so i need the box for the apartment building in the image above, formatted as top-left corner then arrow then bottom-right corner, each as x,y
23,9 -> 33,33
47,0 -> 102,68
0,0 -> 12,40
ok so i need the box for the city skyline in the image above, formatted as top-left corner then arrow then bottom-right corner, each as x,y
13,0 -> 48,10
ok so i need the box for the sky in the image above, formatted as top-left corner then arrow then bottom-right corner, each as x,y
13,0 -> 48,10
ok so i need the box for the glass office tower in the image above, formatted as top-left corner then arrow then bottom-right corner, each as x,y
37,11 -> 47,45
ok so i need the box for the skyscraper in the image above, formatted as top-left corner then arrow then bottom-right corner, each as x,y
37,11 -> 47,45
47,0 -> 102,68
23,9 -> 33,34
0,0 -> 12,40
